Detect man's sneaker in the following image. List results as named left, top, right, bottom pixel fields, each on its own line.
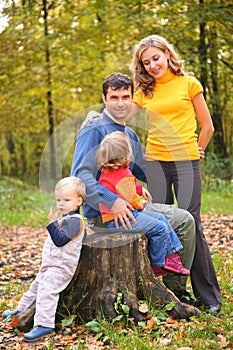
left=24, top=326, right=54, bottom=342
left=152, top=266, right=169, bottom=277
left=2, top=309, right=19, bottom=319
left=163, top=253, right=190, bottom=275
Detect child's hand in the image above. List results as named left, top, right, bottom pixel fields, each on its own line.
left=48, top=207, right=59, bottom=222
left=142, top=188, right=152, bottom=202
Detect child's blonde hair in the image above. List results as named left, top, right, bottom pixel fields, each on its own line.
left=55, top=176, right=86, bottom=200
left=96, top=132, right=132, bottom=170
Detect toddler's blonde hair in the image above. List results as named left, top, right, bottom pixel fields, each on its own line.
left=55, top=176, right=86, bottom=200
left=96, top=132, right=132, bottom=170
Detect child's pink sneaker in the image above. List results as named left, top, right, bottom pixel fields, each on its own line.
left=152, top=266, right=169, bottom=277
left=163, top=253, right=190, bottom=275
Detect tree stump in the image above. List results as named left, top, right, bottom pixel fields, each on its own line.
left=17, top=232, right=200, bottom=331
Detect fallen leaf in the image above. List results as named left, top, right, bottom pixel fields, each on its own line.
left=217, top=334, right=228, bottom=348
left=159, top=337, right=172, bottom=346
left=146, top=318, right=156, bottom=330
left=138, top=303, right=148, bottom=313
left=11, top=315, right=19, bottom=327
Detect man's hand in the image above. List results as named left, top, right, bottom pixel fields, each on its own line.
left=111, top=198, right=136, bottom=230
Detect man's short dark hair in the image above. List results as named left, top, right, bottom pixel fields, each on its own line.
left=102, top=73, right=134, bottom=98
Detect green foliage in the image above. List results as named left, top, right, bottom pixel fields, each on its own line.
left=112, top=291, right=130, bottom=326
left=201, top=153, right=232, bottom=188
left=164, top=301, right=175, bottom=312
left=201, top=183, right=233, bottom=215
left=85, top=319, right=102, bottom=333
left=0, top=176, right=54, bottom=227
left=200, top=153, right=233, bottom=215
left=61, top=314, right=75, bottom=328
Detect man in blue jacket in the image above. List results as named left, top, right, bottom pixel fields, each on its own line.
left=71, top=72, right=196, bottom=304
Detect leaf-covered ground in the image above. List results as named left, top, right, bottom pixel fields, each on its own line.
left=0, top=215, right=232, bottom=349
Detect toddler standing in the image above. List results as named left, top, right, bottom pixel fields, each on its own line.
left=3, top=176, right=85, bottom=342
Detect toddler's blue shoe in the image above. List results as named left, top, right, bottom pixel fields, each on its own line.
left=2, top=309, right=19, bottom=319
left=24, top=326, right=54, bottom=342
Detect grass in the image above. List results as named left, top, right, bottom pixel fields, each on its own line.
left=0, top=176, right=54, bottom=227
left=201, top=181, right=233, bottom=215
left=0, top=176, right=233, bottom=349
left=1, top=255, right=233, bottom=349
left=1, top=176, right=232, bottom=227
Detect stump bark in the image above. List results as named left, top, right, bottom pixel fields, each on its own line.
left=17, top=232, right=200, bottom=331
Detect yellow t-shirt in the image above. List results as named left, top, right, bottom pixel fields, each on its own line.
left=133, top=69, right=203, bottom=161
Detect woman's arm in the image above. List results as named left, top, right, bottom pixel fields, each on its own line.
left=192, top=93, right=215, bottom=157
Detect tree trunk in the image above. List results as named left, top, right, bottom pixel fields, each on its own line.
left=199, top=5, right=207, bottom=99
left=43, top=0, right=56, bottom=179
left=209, top=26, right=228, bottom=158
left=17, top=233, right=200, bottom=332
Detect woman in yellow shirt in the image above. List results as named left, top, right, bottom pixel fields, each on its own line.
left=130, top=34, right=221, bottom=313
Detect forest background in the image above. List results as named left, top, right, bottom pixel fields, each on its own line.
left=0, top=0, right=232, bottom=189
left=0, top=1, right=233, bottom=348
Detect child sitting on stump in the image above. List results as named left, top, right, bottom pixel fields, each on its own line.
left=96, top=131, right=190, bottom=277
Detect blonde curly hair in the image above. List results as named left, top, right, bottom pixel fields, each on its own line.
left=96, top=132, right=132, bottom=170
left=130, top=35, right=186, bottom=98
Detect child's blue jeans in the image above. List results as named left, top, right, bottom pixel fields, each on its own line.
left=106, top=209, right=183, bottom=266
